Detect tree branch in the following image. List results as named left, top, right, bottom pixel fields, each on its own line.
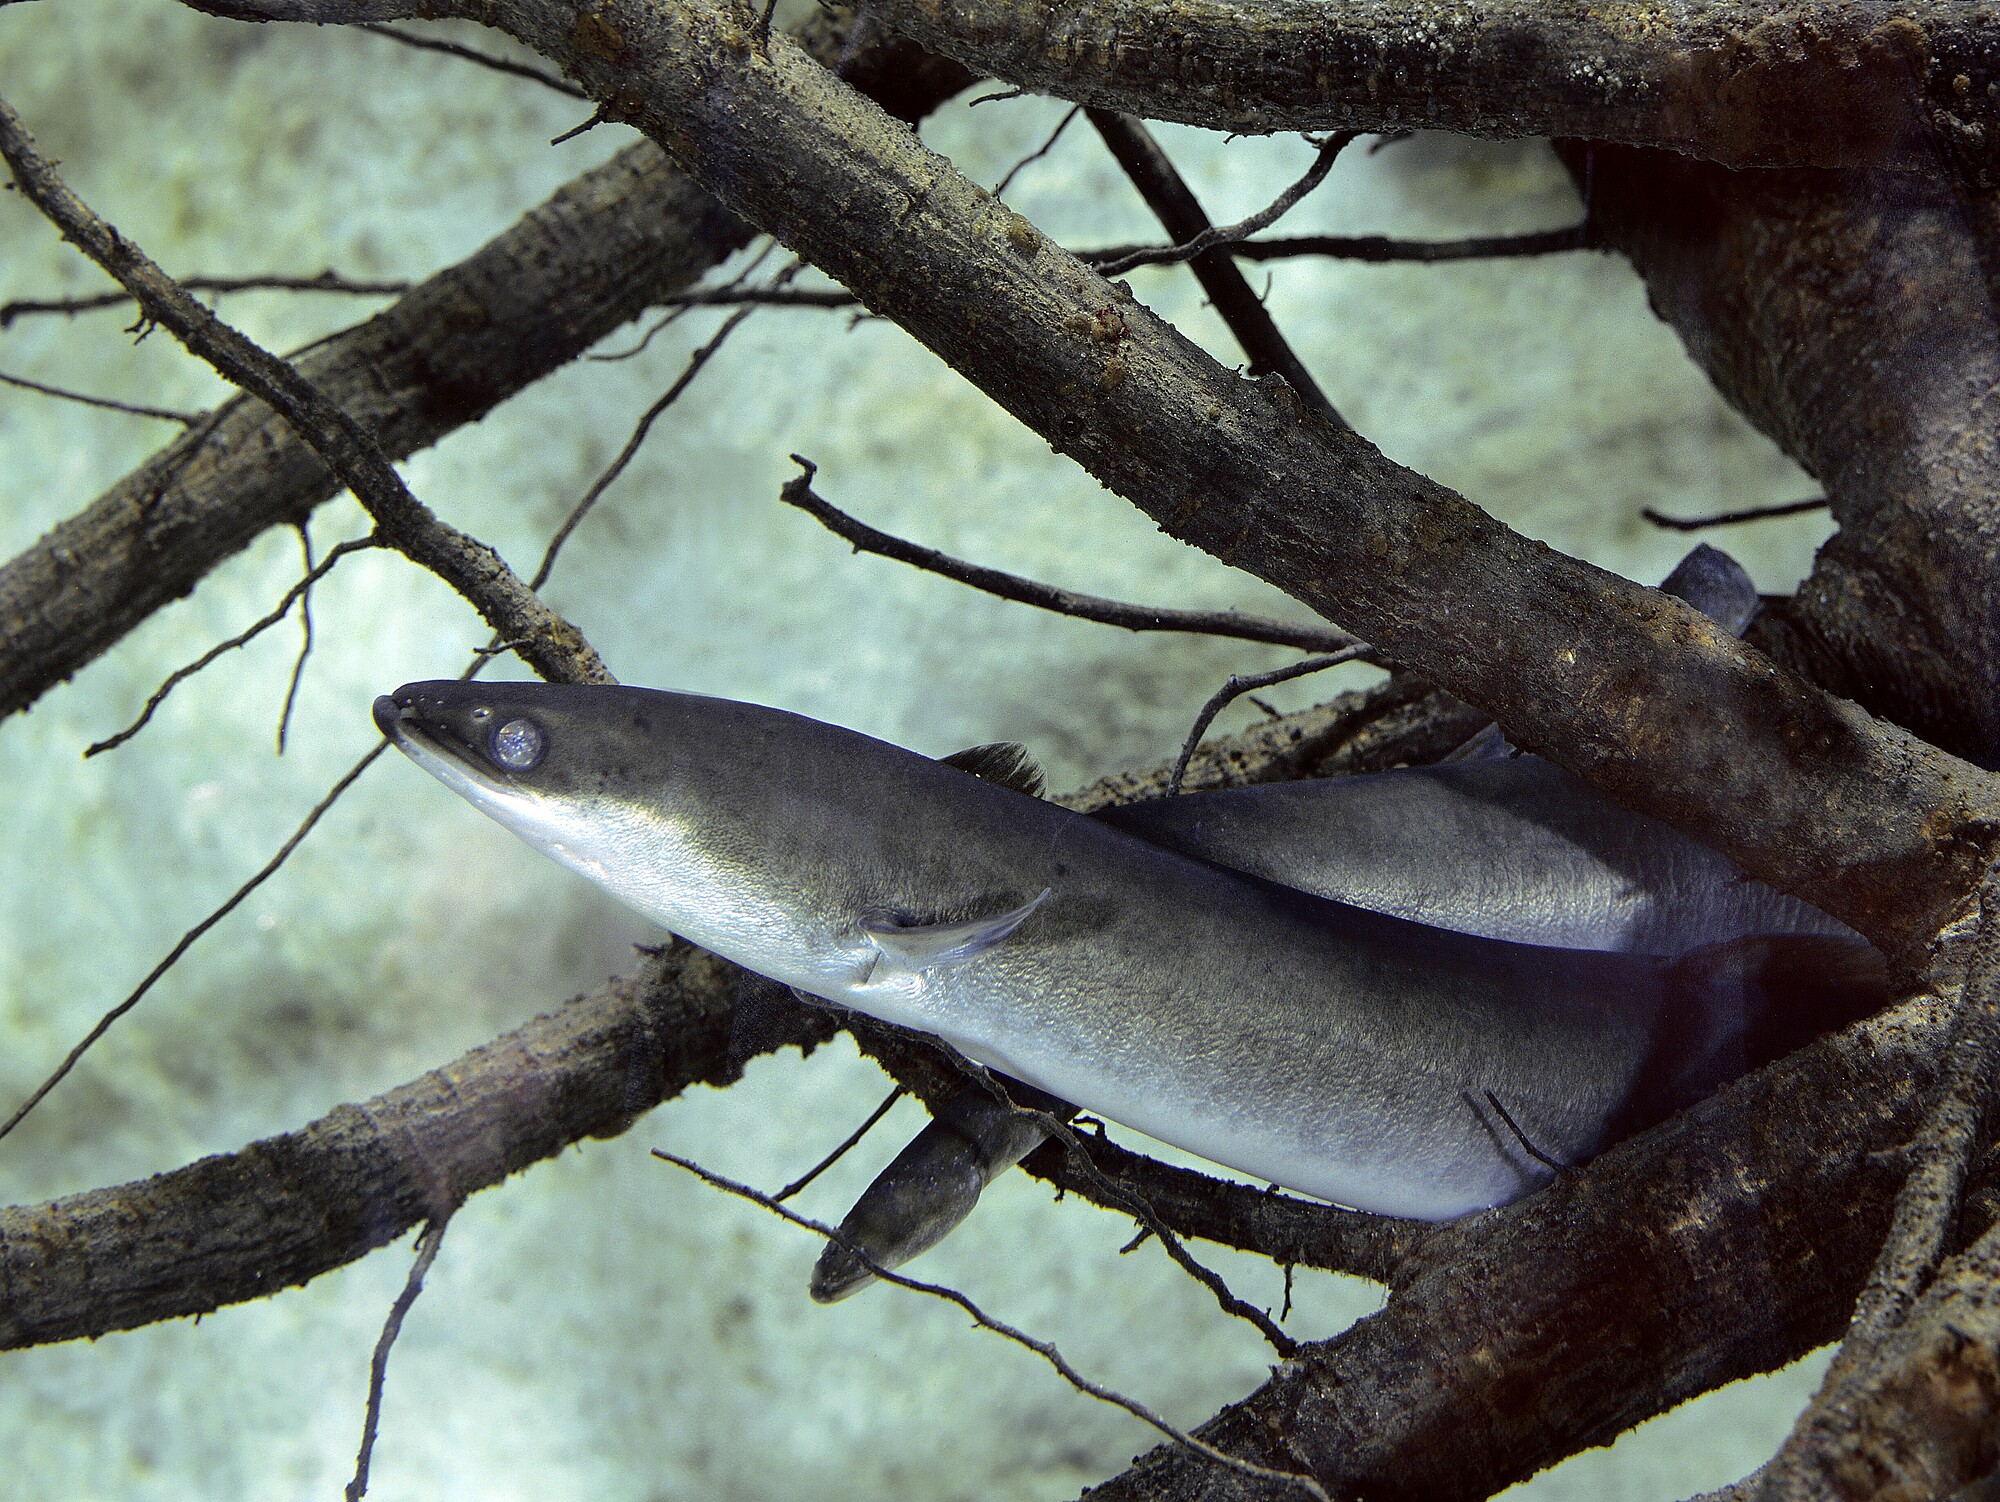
left=1018, top=1131, right=1425, bottom=1289
left=0, top=942, right=748, bottom=1349
left=1081, top=992, right=1966, bottom=1502
left=1565, top=143, right=2000, bottom=767
left=1753, top=868, right=2000, bottom=1500
left=836, top=0, right=1995, bottom=176
left=1080, top=224, right=1594, bottom=268
left=779, top=460, right=1370, bottom=657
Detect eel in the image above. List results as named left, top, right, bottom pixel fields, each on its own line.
left=375, top=682, right=1884, bottom=1228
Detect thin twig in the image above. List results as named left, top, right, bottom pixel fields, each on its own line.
left=652, top=1149, right=1331, bottom=1502
left=589, top=240, right=779, bottom=363
left=532, top=306, right=757, bottom=586
left=775, top=1086, right=906, bottom=1203
left=0, top=744, right=387, bottom=1143
left=11, top=545, right=570, bottom=1141
left=84, top=536, right=380, bottom=758
left=550, top=109, right=608, bottom=147
left=277, top=524, right=317, bottom=754
left=780, top=457, right=1369, bottom=656
left=0, top=367, right=200, bottom=425
left=1080, top=223, right=1592, bottom=269
left=354, top=21, right=587, bottom=98
left=1481, top=1089, right=1572, bottom=1177
left=1642, top=497, right=1830, bottom=532
left=654, top=286, right=853, bottom=312
left=345, top=1213, right=453, bottom=1502
left=992, top=104, right=1081, bottom=198
left=1092, top=133, right=1359, bottom=278
left=1086, top=109, right=1343, bottom=427
left=951, top=1058, right=1300, bottom=1355
left=1168, top=649, right=1374, bottom=796
left=0, top=93, right=612, bottom=689
left=0, top=271, right=411, bottom=327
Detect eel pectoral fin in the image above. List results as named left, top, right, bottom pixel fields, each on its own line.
left=861, top=888, right=1051, bottom=980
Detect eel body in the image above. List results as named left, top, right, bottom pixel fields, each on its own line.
left=377, top=682, right=1881, bottom=1224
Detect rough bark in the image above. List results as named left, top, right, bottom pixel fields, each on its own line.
left=851, top=0, right=2000, bottom=175
left=1770, top=1219, right=2000, bottom=1500
left=0, top=941, right=744, bottom=1349
left=1565, top=143, right=2000, bottom=767
left=0, top=7, right=970, bottom=720
left=1080, top=993, right=1958, bottom=1502
left=227, top=0, right=2000, bottom=963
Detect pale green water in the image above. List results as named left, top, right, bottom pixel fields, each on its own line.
left=0, top=5, right=1839, bottom=1497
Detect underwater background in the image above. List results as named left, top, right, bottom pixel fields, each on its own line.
left=0, top=4, right=1844, bottom=1497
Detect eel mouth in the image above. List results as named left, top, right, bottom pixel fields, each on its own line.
left=371, top=686, right=490, bottom=783
left=370, top=692, right=411, bottom=744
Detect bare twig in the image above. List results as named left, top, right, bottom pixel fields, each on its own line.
left=1168, top=650, right=1374, bottom=795
left=1092, top=132, right=1357, bottom=278
left=1482, top=1089, right=1573, bottom=1177
left=911, top=1039, right=1300, bottom=1356
left=1642, top=498, right=1831, bottom=532
left=652, top=1148, right=1333, bottom=1502
left=587, top=239, right=780, bottom=364
left=0, top=94, right=612, bottom=689
left=0, top=367, right=201, bottom=425
left=0, top=270, right=411, bottom=327
left=1019, top=1129, right=1427, bottom=1286
left=345, top=1213, right=452, bottom=1502
left=354, top=21, right=586, bottom=97
left=1086, top=109, right=1343, bottom=426
left=991, top=104, right=1080, bottom=198
left=1080, top=223, right=1592, bottom=268
left=775, top=1085, right=905, bottom=1202
left=653, top=286, right=853, bottom=312
left=533, top=306, right=756, bottom=583
left=0, top=744, right=386, bottom=1144
left=780, top=458, right=1369, bottom=656
left=83, top=535, right=380, bottom=758
left=277, top=524, right=318, bottom=753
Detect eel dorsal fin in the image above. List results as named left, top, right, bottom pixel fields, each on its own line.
left=940, top=741, right=1046, bottom=799
left=861, top=889, right=1052, bottom=979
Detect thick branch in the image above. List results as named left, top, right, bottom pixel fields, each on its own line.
left=0, top=943, right=744, bottom=1349
left=1567, top=144, right=2000, bottom=766
left=848, top=0, right=1999, bottom=175
left=1082, top=993, right=1963, bottom=1502
left=339, top=0, right=2000, bottom=956
left=1019, top=1133, right=1423, bottom=1288
left=0, top=8, right=971, bottom=720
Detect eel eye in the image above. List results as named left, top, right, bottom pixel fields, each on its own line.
left=490, top=717, right=546, bottom=772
